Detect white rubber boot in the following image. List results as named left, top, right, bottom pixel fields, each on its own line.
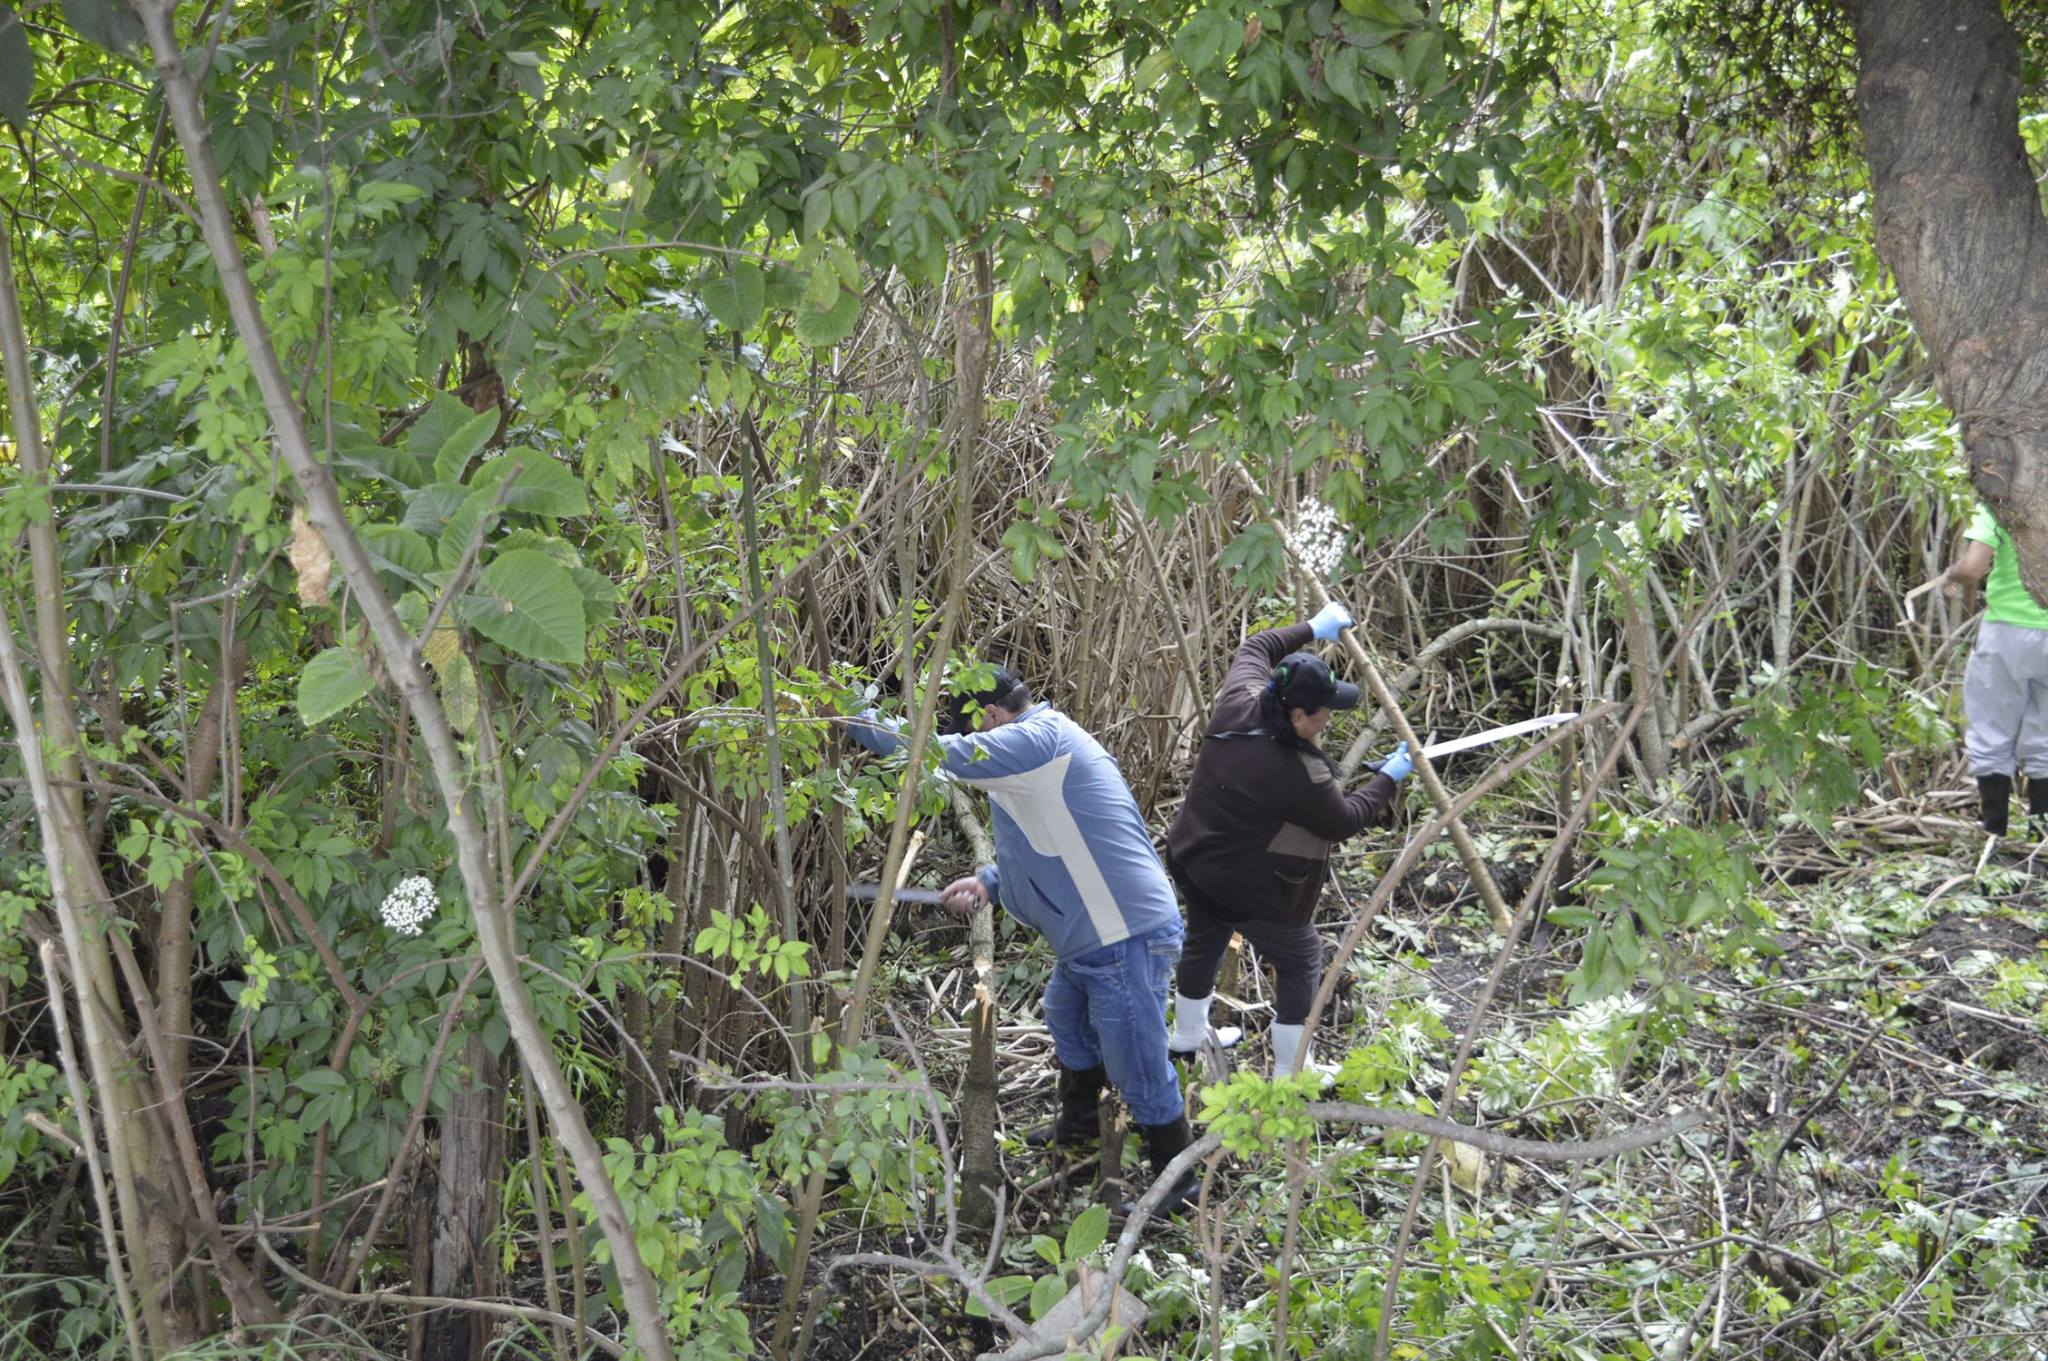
left=1168, top=991, right=1243, bottom=1057
left=1269, top=1022, right=1339, bottom=1086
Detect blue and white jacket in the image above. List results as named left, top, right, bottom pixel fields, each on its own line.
left=848, top=703, right=1182, bottom=959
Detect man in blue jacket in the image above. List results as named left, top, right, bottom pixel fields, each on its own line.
left=849, top=668, right=1195, bottom=1212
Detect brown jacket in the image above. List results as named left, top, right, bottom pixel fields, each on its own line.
left=1165, top=623, right=1398, bottom=926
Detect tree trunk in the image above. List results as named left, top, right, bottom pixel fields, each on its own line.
left=1610, top=566, right=1671, bottom=784
left=419, top=1030, right=507, bottom=1361
left=949, top=788, right=1001, bottom=1231
left=1851, top=0, right=2048, bottom=600
left=144, top=641, right=248, bottom=1335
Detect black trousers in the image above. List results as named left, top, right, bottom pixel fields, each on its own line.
left=1171, top=873, right=1324, bottom=1025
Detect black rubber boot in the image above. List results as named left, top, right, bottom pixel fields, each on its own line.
left=1025, top=1063, right=1105, bottom=1148
left=2028, top=775, right=2048, bottom=820
left=1128, top=1116, right=1198, bottom=1219
left=1981, top=774, right=2013, bottom=836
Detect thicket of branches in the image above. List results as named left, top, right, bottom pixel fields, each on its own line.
left=0, top=2, right=2041, bottom=1360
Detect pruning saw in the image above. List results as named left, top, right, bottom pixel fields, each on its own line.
left=1413, top=711, right=1580, bottom=761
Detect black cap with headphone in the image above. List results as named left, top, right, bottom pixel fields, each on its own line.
left=943, top=667, right=1027, bottom=734
left=1268, top=652, right=1360, bottom=713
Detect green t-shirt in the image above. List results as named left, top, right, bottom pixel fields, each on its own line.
left=1966, top=504, right=2048, bottom=630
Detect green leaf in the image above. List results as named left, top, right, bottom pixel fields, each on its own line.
left=966, top=1274, right=1034, bottom=1317
left=796, top=287, right=861, bottom=349
left=1339, top=0, right=1413, bottom=23
left=437, top=651, right=479, bottom=733
left=297, top=647, right=376, bottom=726
left=801, top=186, right=832, bottom=241
left=461, top=549, right=586, bottom=663
left=1358, top=39, right=1406, bottom=83
left=60, top=0, right=141, bottom=53
left=702, top=263, right=765, bottom=332
left=406, top=394, right=476, bottom=459
left=1028, top=1274, right=1068, bottom=1322
left=1323, top=46, right=1365, bottom=108
left=295, top=1069, right=348, bottom=1096
left=477, top=452, right=589, bottom=516
left=361, top=524, right=435, bottom=582
left=1063, top=1203, right=1109, bottom=1263
left=1173, top=9, right=1235, bottom=74
left=439, top=484, right=506, bottom=570
left=1133, top=48, right=1174, bottom=90
left=433, top=407, right=500, bottom=484
left=1218, top=522, right=1285, bottom=590
left=0, top=5, right=31, bottom=130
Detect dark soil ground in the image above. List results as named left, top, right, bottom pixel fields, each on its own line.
left=781, top=807, right=2048, bottom=1361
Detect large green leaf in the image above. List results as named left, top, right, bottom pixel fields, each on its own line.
left=439, top=484, right=505, bottom=571
left=1062, top=1203, right=1109, bottom=1262
left=475, top=452, right=589, bottom=516
left=461, top=549, right=586, bottom=663
left=405, top=394, right=475, bottom=458
left=297, top=647, right=377, bottom=726
left=401, top=484, right=468, bottom=537
left=334, top=443, right=428, bottom=488
left=702, top=263, right=765, bottom=332
left=60, top=0, right=140, bottom=52
left=795, top=287, right=861, bottom=348
left=361, top=524, right=435, bottom=583
left=433, top=407, right=500, bottom=483
left=0, top=5, right=30, bottom=129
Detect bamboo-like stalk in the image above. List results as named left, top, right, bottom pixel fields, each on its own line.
left=739, top=402, right=811, bottom=1051
left=776, top=253, right=993, bottom=1357
left=37, top=941, right=145, bottom=1361
left=0, top=198, right=174, bottom=1354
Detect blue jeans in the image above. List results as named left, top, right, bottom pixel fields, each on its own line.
left=1042, top=924, right=1185, bottom=1126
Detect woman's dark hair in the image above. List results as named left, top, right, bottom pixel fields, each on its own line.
left=1257, top=682, right=1336, bottom=770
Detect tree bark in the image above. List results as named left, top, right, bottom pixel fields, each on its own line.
left=419, top=1031, right=507, bottom=1361
left=949, top=788, right=1001, bottom=1232
left=144, top=641, right=247, bottom=1331
left=948, top=252, right=1000, bottom=1233
left=1851, top=0, right=2048, bottom=600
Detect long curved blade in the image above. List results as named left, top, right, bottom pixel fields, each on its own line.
left=1419, top=712, right=1579, bottom=761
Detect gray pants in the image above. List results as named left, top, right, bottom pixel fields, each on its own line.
left=1964, top=620, right=2048, bottom=776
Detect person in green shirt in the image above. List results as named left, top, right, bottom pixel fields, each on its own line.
left=1940, top=503, right=2048, bottom=833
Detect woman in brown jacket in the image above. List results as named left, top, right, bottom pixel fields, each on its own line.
left=1164, top=604, right=1412, bottom=1078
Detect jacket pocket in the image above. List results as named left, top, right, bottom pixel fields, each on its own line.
left=1020, top=875, right=1062, bottom=917
left=1273, top=862, right=1313, bottom=888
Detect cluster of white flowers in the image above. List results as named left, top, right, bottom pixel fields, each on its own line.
left=1292, top=497, right=1348, bottom=580
left=379, top=875, right=439, bottom=937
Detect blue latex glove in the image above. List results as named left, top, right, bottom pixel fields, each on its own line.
left=1378, top=741, right=1413, bottom=782
left=1309, top=601, right=1354, bottom=641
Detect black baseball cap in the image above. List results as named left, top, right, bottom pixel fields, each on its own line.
left=944, top=666, right=1027, bottom=734
left=1272, top=652, right=1360, bottom=713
